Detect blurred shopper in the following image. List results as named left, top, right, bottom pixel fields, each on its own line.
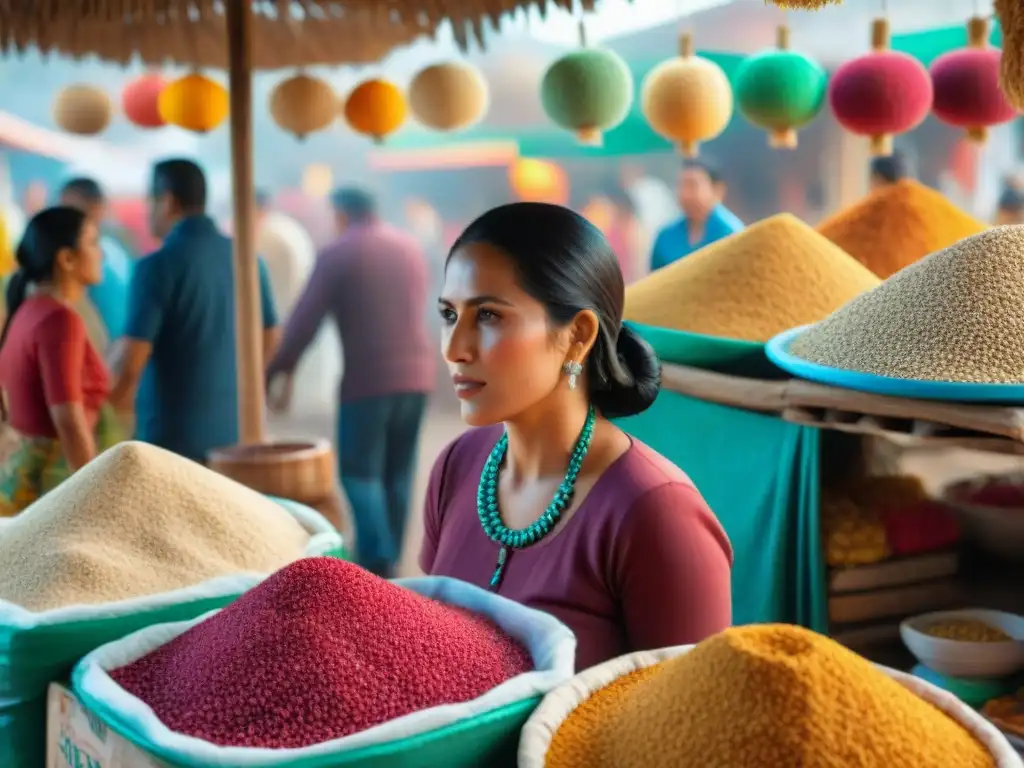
left=0, top=207, right=123, bottom=514
left=255, top=189, right=339, bottom=414
left=995, top=186, right=1024, bottom=225
left=869, top=152, right=908, bottom=192
left=650, top=159, right=743, bottom=270
left=59, top=178, right=134, bottom=345
left=267, top=187, right=435, bottom=577
left=110, top=159, right=279, bottom=463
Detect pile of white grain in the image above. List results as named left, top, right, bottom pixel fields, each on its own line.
left=789, top=226, right=1024, bottom=383
left=0, top=441, right=312, bottom=612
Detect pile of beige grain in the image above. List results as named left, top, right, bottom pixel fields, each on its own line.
left=790, top=226, right=1024, bottom=382
left=624, top=214, right=881, bottom=342
left=0, top=441, right=312, bottom=611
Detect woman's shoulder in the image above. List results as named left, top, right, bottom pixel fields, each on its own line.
left=597, top=438, right=729, bottom=548
left=603, top=437, right=700, bottom=500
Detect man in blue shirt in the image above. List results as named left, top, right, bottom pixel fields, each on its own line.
left=650, top=159, right=744, bottom=271
left=59, top=177, right=134, bottom=343
left=110, top=159, right=279, bottom=463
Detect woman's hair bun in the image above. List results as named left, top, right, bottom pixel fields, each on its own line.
left=590, top=324, right=661, bottom=419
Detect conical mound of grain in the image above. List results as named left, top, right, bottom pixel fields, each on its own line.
left=565, top=625, right=994, bottom=767
left=0, top=441, right=312, bottom=611
left=790, top=226, right=1024, bottom=383
left=623, top=214, right=880, bottom=342
left=817, top=179, right=987, bottom=279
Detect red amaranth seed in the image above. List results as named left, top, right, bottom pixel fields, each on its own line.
left=109, top=557, right=533, bottom=748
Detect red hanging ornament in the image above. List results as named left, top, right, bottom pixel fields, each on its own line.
left=122, top=72, right=167, bottom=129
left=828, top=18, right=933, bottom=156
left=930, top=17, right=1018, bottom=143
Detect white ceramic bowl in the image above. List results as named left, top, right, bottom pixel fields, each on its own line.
left=941, top=474, right=1024, bottom=562
left=901, top=609, right=1024, bottom=679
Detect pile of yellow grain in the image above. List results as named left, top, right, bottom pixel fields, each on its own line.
left=0, top=442, right=312, bottom=611
left=545, top=624, right=995, bottom=768
left=790, top=226, right=1024, bottom=383
left=818, top=179, right=987, bottom=279
left=624, top=214, right=880, bottom=342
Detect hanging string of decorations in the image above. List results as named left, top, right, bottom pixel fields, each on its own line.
left=640, top=32, right=733, bottom=157
left=766, top=0, right=1024, bottom=114
left=121, top=72, right=167, bottom=129
left=159, top=72, right=229, bottom=134
left=827, top=16, right=933, bottom=156
left=733, top=24, right=827, bottom=149
left=540, top=19, right=634, bottom=146
left=53, top=84, right=113, bottom=136
left=930, top=15, right=1018, bottom=143
left=342, top=78, right=407, bottom=144
left=408, top=61, right=490, bottom=132
left=270, top=72, right=338, bottom=140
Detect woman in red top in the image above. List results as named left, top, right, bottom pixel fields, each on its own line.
left=0, top=207, right=114, bottom=515
left=422, top=203, right=733, bottom=671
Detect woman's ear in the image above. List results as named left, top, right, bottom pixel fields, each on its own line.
left=54, top=245, right=77, bottom=278
left=570, top=309, right=601, bottom=361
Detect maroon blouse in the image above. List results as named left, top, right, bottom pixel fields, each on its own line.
left=419, top=426, right=734, bottom=671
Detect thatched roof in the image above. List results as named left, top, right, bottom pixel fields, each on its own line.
left=0, top=0, right=588, bottom=70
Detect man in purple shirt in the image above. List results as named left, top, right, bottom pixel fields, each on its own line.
left=267, top=188, right=435, bottom=577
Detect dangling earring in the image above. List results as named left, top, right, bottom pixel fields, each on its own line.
left=562, top=360, right=583, bottom=390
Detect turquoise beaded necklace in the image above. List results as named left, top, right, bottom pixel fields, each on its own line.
left=477, top=406, right=597, bottom=591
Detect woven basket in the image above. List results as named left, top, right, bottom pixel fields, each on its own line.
left=518, top=643, right=1024, bottom=767
left=208, top=439, right=351, bottom=542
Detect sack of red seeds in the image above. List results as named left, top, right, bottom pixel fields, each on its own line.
left=72, top=560, right=576, bottom=768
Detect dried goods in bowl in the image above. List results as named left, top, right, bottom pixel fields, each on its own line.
left=901, top=610, right=1024, bottom=679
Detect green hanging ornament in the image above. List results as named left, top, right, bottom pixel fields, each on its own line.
left=734, top=25, right=828, bottom=148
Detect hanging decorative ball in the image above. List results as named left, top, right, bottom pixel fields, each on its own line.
left=158, top=73, right=229, bottom=134
left=343, top=79, right=407, bottom=144
left=508, top=159, right=569, bottom=205
left=53, top=84, right=113, bottom=136
left=640, top=34, right=733, bottom=157
left=734, top=25, right=827, bottom=149
left=270, top=73, right=337, bottom=140
left=540, top=48, right=633, bottom=146
left=409, top=61, right=489, bottom=132
left=827, top=19, right=933, bottom=156
left=930, top=17, right=1017, bottom=143
left=121, top=73, right=167, bottom=129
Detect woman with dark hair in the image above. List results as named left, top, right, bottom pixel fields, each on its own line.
left=422, top=202, right=733, bottom=670
left=0, top=207, right=120, bottom=515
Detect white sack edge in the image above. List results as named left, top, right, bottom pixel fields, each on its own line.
left=73, top=575, right=576, bottom=767
left=0, top=497, right=342, bottom=629
left=517, top=642, right=1024, bottom=768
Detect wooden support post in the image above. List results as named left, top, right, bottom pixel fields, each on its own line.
left=225, top=0, right=265, bottom=444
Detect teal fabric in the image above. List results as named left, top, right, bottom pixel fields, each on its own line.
left=617, top=390, right=827, bottom=632
left=73, top=693, right=534, bottom=768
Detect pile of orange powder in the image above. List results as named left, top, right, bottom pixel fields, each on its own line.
left=544, top=624, right=996, bottom=768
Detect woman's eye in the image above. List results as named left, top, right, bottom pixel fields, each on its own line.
left=439, top=307, right=457, bottom=324
left=477, top=309, right=499, bottom=322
